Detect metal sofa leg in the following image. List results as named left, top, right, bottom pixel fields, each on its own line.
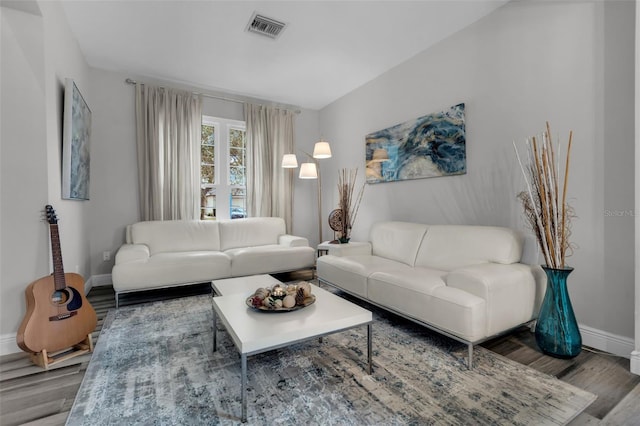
left=468, top=343, right=474, bottom=370
left=115, top=291, right=119, bottom=309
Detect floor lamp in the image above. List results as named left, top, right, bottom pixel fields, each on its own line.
left=282, top=140, right=332, bottom=245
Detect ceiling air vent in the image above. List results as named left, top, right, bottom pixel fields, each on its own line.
left=246, top=12, right=286, bottom=39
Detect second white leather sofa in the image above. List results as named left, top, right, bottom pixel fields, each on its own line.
left=112, top=217, right=315, bottom=307
left=317, top=221, right=543, bottom=368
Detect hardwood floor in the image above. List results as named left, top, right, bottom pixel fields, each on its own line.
left=482, top=329, right=640, bottom=424
left=0, top=286, right=114, bottom=426
left=1, top=275, right=638, bottom=425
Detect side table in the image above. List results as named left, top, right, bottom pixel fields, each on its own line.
left=317, top=241, right=333, bottom=257
left=317, top=241, right=369, bottom=257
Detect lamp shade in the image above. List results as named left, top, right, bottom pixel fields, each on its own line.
left=312, top=141, right=332, bottom=159
left=299, top=162, right=318, bottom=179
left=281, top=154, right=298, bottom=168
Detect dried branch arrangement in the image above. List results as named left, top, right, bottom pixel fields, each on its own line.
left=337, top=168, right=365, bottom=241
left=513, top=122, right=575, bottom=269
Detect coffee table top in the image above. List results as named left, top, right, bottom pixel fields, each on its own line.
left=212, top=275, right=282, bottom=296
left=212, top=279, right=372, bottom=356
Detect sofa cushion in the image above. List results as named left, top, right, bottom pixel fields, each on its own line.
left=225, top=245, right=315, bottom=277
left=114, top=244, right=149, bottom=264
left=368, top=268, right=486, bottom=342
left=219, top=217, right=286, bottom=251
left=446, top=263, right=537, bottom=336
left=370, top=222, right=429, bottom=267
left=415, top=225, right=523, bottom=271
left=112, top=251, right=231, bottom=291
left=316, top=255, right=403, bottom=298
left=278, top=235, right=310, bottom=247
left=130, top=220, right=221, bottom=255
left=367, top=267, right=448, bottom=297
left=327, top=242, right=372, bottom=257
left=367, top=267, right=447, bottom=309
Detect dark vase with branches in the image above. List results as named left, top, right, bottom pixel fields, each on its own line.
left=336, top=168, right=365, bottom=244
left=514, top=122, right=581, bottom=358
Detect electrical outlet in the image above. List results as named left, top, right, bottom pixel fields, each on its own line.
left=103, top=251, right=111, bottom=261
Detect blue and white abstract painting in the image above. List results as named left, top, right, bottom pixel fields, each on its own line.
left=365, top=103, right=466, bottom=184
left=62, top=79, right=91, bottom=200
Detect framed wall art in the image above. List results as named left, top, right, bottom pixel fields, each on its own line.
left=365, top=103, right=466, bottom=184
left=62, top=78, right=91, bottom=200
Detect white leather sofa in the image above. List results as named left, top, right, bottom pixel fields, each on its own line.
left=112, top=217, right=315, bottom=307
left=317, top=221, right=542, bottom=368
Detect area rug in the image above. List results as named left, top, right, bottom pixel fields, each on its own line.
left=66, top=293, right=595, bottom=425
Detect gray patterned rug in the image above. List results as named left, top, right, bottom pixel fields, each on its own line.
left=66, top=293, right=595, bottom=425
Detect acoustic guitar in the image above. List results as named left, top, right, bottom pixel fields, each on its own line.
left=17, top=205, right=97, bottom=354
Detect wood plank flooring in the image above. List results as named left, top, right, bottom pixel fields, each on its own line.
left=482, top=328, right=640, bottom=424
left=1, top=274, right=638, bottom=425
left=0, top=285, right=113, bottom=426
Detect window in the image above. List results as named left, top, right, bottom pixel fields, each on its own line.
left=200, top=116, right=246, bottom=220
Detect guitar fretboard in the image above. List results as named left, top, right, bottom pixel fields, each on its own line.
left=50, top=224, right=66, bottom=291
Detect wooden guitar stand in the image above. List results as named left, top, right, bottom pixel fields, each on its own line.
left=30, top=334, right=93, bottom=370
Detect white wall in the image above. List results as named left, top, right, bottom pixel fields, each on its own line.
left=290, top=109, right=322, bottom=242
left=1, top=6, right=49, bottom=346
left=41, top=1, right=92, bottom=279
left=316, top=1, right=636, bottom=350
left=633, top=0, right=640, bottom=376
left=601, top=0, right=636, bottom=353
left=0, top=1, right=92, bottom=354
left=88, top=69, right=256, bottom=277
left=87, top=69, right=321, bottom=277
left=88, top=69, right=138, bottom=276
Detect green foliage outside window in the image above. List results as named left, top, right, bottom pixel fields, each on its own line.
left=201, top=124, right=215, bottom=185
left=200, top=121, right=246, bottom=220
left=229, top=128, right=245, bottom=186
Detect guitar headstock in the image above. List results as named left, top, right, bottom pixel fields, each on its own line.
left=45, top=205, right=58, bottom=225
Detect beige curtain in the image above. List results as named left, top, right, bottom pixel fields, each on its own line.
left=245, top=103, right=295, bottom=232
left=135, top=83, right=202, bottom=221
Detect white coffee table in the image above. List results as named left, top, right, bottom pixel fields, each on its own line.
left=211, top=274, right=283, bottom=296
left=211, top=275, right=373, bottom=422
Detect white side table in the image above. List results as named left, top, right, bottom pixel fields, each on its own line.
left=317, top=241, right=333, bottom=257
left=317, top=241, right=369, bottom=257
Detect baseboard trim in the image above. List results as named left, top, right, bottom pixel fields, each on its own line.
left=84, top=274, right=112, bottom=296
left=90, top=273, right=112, bottom=287
left=630, top=351, right=640, bottom=375
left=0, top=333, right=19, bottom=356
left=84, top=277, right=93, bottom=296
left=579, top=324, right=635, bottom=359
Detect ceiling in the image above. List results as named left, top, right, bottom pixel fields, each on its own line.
left=60, top=1, right=508, bottom=110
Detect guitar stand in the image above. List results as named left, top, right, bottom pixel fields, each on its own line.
left=30, top=334, right=94, bottom=370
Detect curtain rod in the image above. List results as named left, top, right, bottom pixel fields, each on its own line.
left=125, top=78, right=301, bottom=114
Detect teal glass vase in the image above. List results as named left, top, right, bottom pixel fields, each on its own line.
left=534, top=266, right=582, bottom=358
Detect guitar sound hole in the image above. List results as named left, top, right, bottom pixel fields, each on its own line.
left=51, top=289, right=71, bottom=306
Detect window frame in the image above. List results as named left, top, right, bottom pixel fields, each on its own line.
left=200, top=115, right=246, bottom=220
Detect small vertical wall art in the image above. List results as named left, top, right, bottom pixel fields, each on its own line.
left=62, top=78, right=91, bottom=200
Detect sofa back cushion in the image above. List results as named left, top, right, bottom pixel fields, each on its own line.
left=219, top=217, right=286, bottom=251
left=130, top=220, right=221, bottom=255
left=415, top=225, right=523, bottom=271
left=370, top=222, right=429, bottom=266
